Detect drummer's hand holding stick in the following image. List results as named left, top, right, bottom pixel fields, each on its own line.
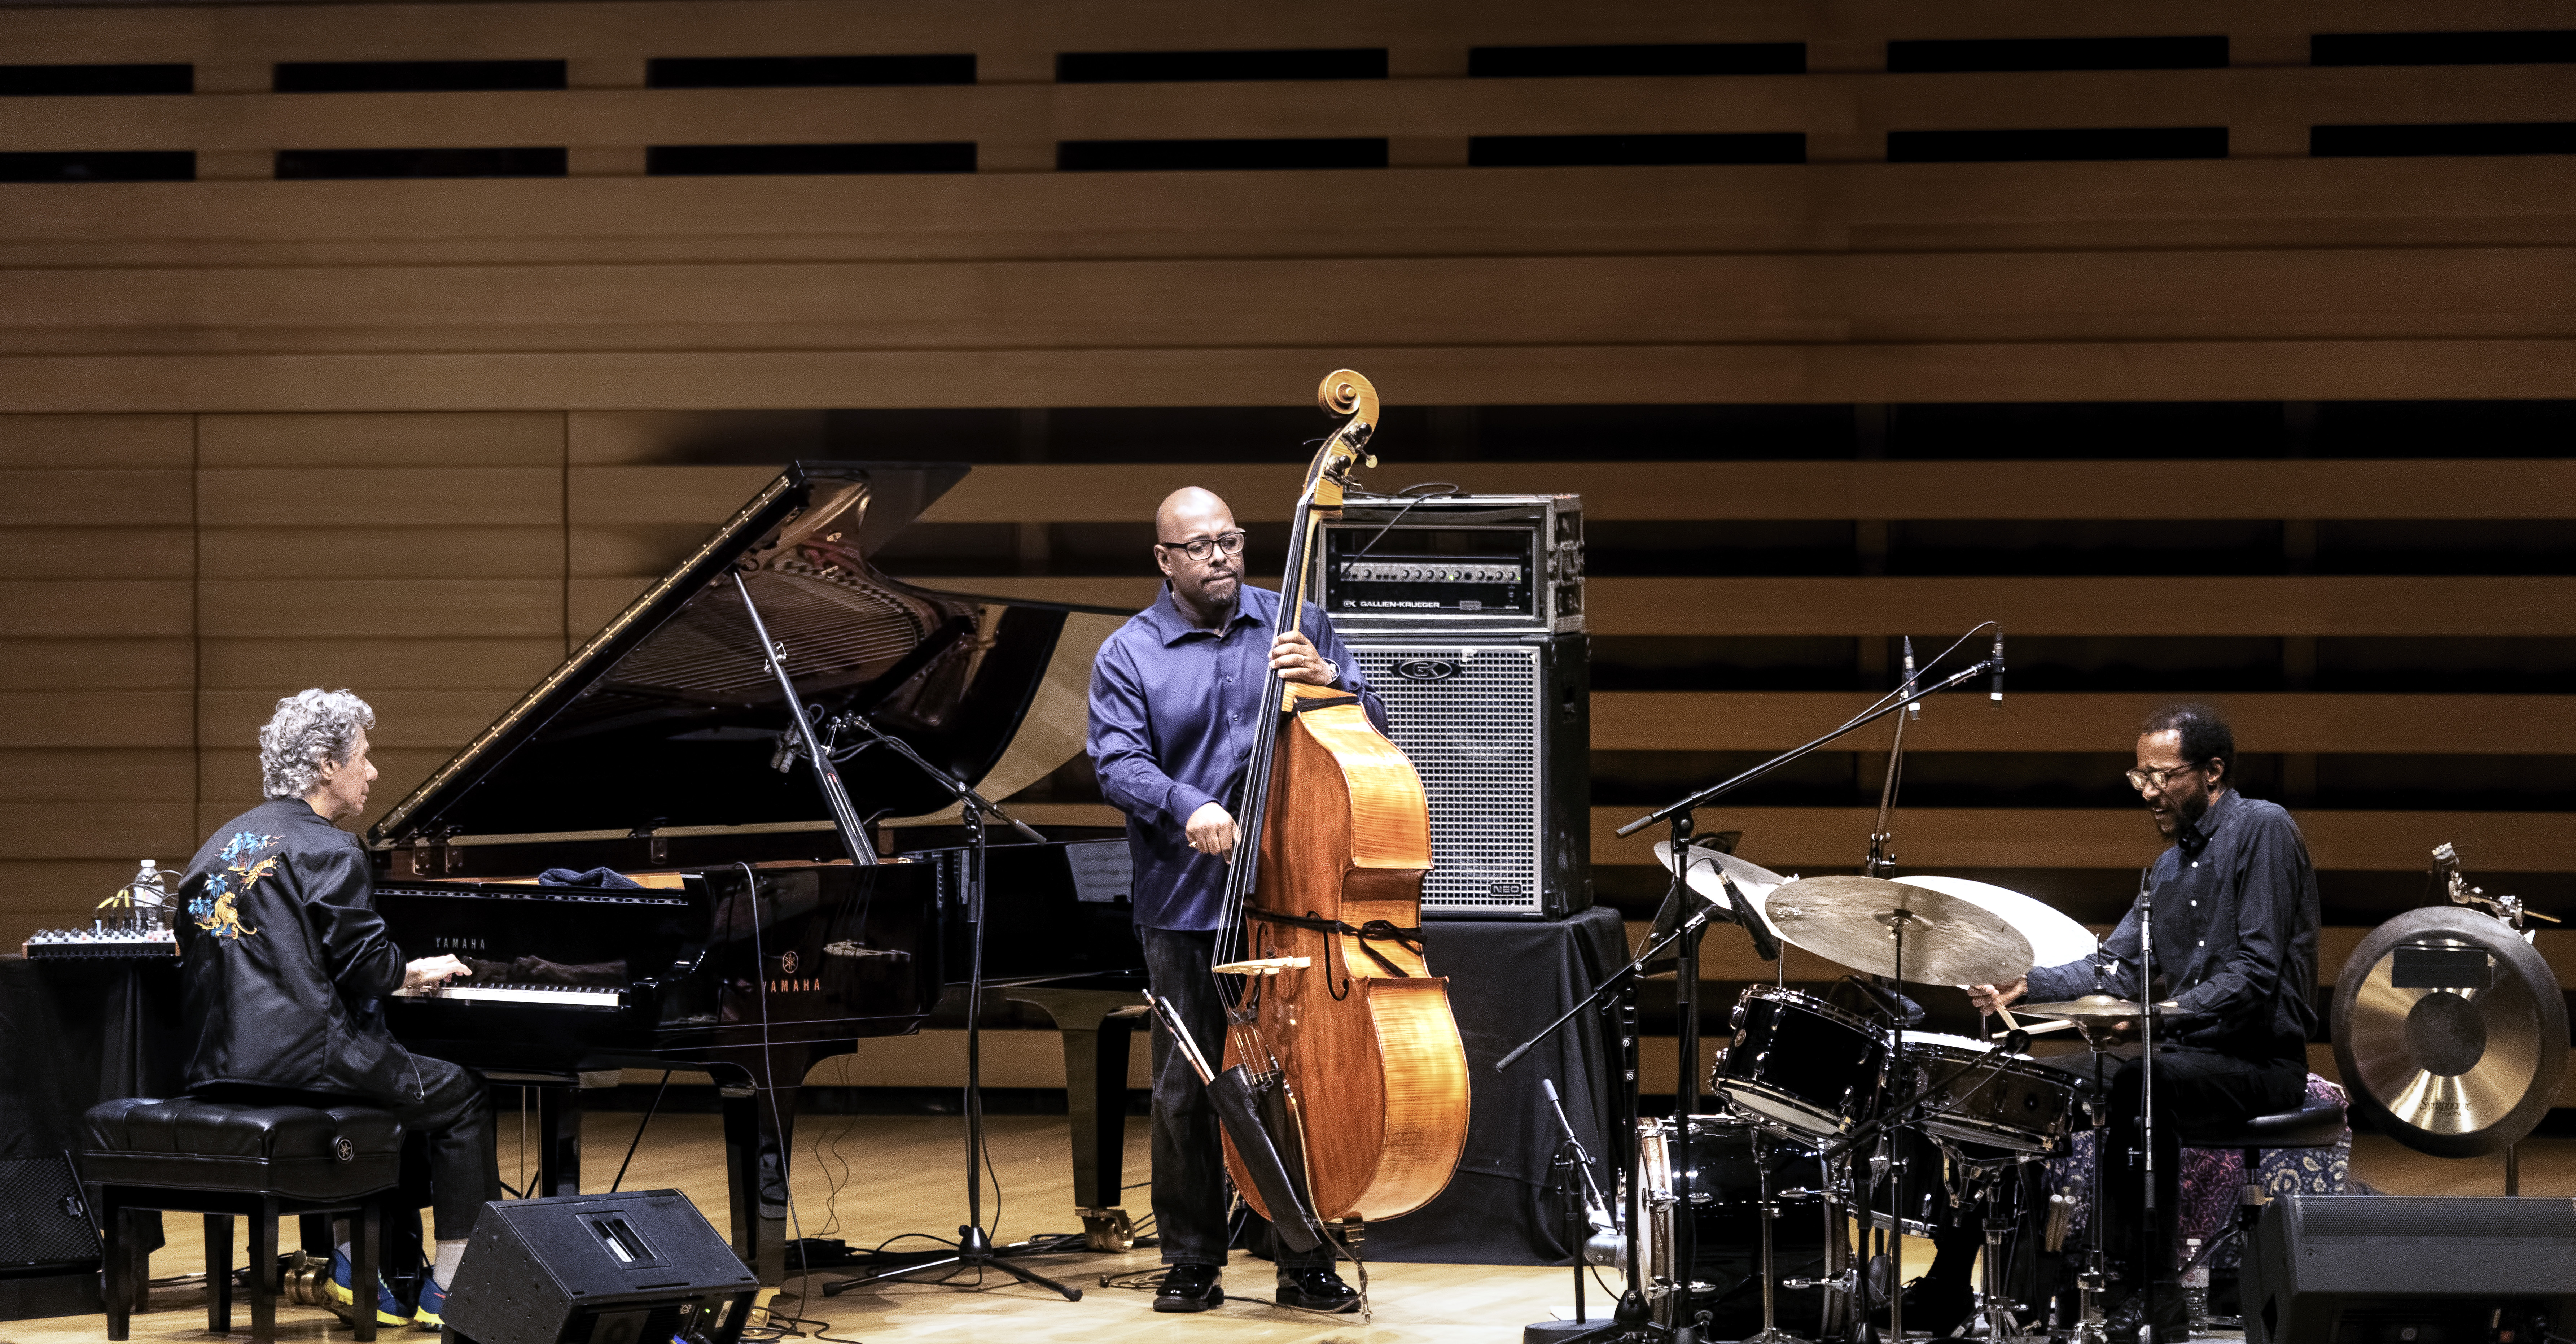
left=1968, top=977, right=2028, bottom=1035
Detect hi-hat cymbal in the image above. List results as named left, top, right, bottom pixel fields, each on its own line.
left=1760, top=875, right=2034, bottom=986
left=2018, top=996, right=2177, bottom=1022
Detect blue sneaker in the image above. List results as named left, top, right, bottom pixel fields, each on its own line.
left=326, top=1250, right=413, bottom=1327
left=413, top=1273, right=450, bottom=1331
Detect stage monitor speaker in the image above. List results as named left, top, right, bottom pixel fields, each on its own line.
left=0, top=1154, right=102, bottom=1321
left=1348, top=633, right=1589, bottom=920
left=443, top=1190, right=757, bottom=1344
left=2245, top=1194, right=2576, bottom=1344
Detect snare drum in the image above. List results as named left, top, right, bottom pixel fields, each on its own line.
left=1710, top=986, right=1888, bottom=1138
left=1901, top=1034, right=2077, bottom=1155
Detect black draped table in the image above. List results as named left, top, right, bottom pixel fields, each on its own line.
left=1353, top=906, right=1626, bottom=1265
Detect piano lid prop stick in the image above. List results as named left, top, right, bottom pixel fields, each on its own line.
left=729, top=570, right=878, bottom=866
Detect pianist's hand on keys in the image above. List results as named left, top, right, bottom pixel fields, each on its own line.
left=403, top=954, right=471, bottom=994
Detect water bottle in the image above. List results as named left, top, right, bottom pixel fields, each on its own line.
left=123, top=859, right=168, bottom=929
left=2182, top=1238, right=2211, bottom=1325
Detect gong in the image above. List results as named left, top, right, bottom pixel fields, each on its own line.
left=2331, top=906, right=2568, bottom=1158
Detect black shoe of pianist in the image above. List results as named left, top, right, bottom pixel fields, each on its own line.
left=1274, top=1266, right=1362, bottom=1313
left=1152, top=1262, right=1224, bottom=1313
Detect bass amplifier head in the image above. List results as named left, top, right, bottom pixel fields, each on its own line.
left=1320, top=494, right=1582, bottom=634
left=443, top=1191, right=757, bottom=1344
left=2245, top=1195, right=2576, bottom=1344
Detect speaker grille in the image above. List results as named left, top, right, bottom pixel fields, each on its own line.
left=1352, top=644, right=1543, bottom=916
left=2300, top=1195, right=2576, bottom=1240
left=0, top=1157, right=100, bottom=1268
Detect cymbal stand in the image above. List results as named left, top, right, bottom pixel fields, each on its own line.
left=2073, top=1055, right=2111, bottom=1344
left=2132, top=869, right=2160, bottom=1338
left=1746, top=1124, right=1814, bottom=1344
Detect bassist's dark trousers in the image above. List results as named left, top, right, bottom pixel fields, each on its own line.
left=1143, top=926, right=1336, bottom=1271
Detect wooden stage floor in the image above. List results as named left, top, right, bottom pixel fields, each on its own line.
left=17, top=1110, right=2568, bottom=1344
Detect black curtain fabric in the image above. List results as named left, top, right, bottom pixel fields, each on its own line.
left=0, top=959, right=185, bottom=1161
left=1356, top=907, right=1627, bottom=1265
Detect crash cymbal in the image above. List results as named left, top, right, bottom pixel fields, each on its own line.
left=2332, top=906, right=2568, bottom=1159
left=1653, top=841, right=1789, bottom=937
left=1760, top=875, right=2033, bottom=986
left=1898, top=875, right=2100, bottom=969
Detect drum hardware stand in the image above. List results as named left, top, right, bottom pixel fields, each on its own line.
left=1747, top=1125, right=1818, bottom=1344
left=814, top=713, right=1081, bottom=1302
left=2130, top=870, right=2160, bottom=1341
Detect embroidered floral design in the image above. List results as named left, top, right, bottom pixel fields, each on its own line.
left=194, top=830, right=280, bottom=941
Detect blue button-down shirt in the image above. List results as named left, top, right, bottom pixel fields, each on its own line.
left=2025, top=789, right=2321, bottom=1061
left=1086, top=583, right=1385, bottom=931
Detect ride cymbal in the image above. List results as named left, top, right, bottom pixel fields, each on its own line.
left=1760, top=875, right=2033, bottom=986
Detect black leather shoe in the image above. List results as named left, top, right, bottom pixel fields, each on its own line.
left=1901, top=1274, right=1976, bottom=1338
left=1153, top=1263, right=1224, bottom=1313
left=2105, top=1287, right=2190, bottom=1344
left=1274, top=1266, right=1362, bottom=1313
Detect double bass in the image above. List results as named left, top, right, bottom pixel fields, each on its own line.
left=1212, top=371, right=1471, bottom=1236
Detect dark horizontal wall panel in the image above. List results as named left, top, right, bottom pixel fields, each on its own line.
left=644, top=54, right=975, bottom=87
left=0, top=150, right=191, bottom=182
left=1887, top=35, right=2228, bottom=72
left=2313, top=400, right=2576, bottom=457
left=2313, top=122, right=2576, bottom=157
left=2313, top=520, right=2576, bottom=575
left=2313, top=30, right=2576, bottom=66
left=1468, top=43, right=1805, bottom=77
left=1055, top=48, right=1385, bottom=83
left=273, top=60, right=566, bottom=93
left=1470, top=132, right=1804, bottom=166
left=646, top=142, right=975, bottom=175
left=1888, top=126, right=2227, bottom=162
left=1887, top=401, right=2287, bottom=459
left=273, top=147, right=566, bottom=179
left=1056, top=138, right=1386, bottom=171
left=0, top=64, right=190, bottom=96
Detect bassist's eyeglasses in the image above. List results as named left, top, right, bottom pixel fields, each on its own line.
left=1156, top=532, right=1247, bottom=563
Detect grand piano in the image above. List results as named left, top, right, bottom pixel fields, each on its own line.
left=362, top=462, right=1147, bottom=1282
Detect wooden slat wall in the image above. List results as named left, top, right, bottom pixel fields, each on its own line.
left=0, top=0, right=2567, bottom=1075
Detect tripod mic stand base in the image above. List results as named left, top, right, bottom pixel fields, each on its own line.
left=819, top=1224, right=1086, bottom=1301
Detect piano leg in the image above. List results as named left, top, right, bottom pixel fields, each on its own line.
left=714, top=1046, right=812, bottom=1286
left=1002, top=987, right=1151, bottom=1252
left=535, top=1084, right=582, bottom=1198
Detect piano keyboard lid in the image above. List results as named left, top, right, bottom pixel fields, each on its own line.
left=367, top=461, right=1130, bottom=854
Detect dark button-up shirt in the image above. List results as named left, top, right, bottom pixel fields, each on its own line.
left=1086, top=583, right=1385, bottom=931
left=2025, top=789, right=2320, bottom=1062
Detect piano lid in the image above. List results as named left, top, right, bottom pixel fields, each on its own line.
left=368, top=461, right=1127, bottom=850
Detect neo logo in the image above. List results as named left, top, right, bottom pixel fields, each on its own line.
left=1393, top=659, right=1462, bottom=681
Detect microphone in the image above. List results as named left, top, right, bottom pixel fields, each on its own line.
left=1989, top=628, right=2006, bottom=707
left=1999, top=1028, right=2033, bottom=1056
left=1902, top=635, right=1920, bottom=720
left=1720, top=874, right=1781, bottom=963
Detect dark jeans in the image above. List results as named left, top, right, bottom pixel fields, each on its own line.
left=197, top=1051, right=499, bottom=1244
left=2102, top=1045, right=2305, bottom=1290
left=1141, top=926, right=1332, bottom=1271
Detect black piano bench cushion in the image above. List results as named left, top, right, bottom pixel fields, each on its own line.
left=80, top=1097, right=403, bottom=1201
left=2176, top=1098, right=2348, bottom=1152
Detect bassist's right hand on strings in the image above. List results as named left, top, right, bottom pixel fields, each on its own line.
left=1186, top=801, right=1238, bottom=859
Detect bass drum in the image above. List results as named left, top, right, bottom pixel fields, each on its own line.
left=1630, top=1117, right=1849, bottom=1339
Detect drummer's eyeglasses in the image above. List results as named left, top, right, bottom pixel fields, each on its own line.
left=2125, top=763, right=2207, bottom=792
left=1157, top=531, right=1247, bottom=563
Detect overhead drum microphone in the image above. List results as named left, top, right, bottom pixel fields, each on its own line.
left=1989, top=628, right=2006, bottom=707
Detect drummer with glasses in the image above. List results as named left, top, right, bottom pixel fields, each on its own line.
left=1967, top=703, right=2320, bottom=1344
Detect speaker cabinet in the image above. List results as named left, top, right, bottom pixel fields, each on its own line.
left=443, top=1191, right=757, bottom=1344
left=2245, top=1195, right=2576, bottom=1344
left=0, top=1155, right=101, bottom=1321
left=1349, top=633, right=1589, bottom=919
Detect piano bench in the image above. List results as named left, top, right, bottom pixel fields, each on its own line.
left=79, top=1095, right=405, bottom=1344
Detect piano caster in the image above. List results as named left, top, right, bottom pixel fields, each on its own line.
left=1078, top=1207, right=1135, bottom=1253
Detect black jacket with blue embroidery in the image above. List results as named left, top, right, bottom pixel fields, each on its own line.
left=174, top=798, right=414, bottom=1099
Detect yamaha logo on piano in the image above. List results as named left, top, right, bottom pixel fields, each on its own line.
left=779, top=950, right=799, bottom=976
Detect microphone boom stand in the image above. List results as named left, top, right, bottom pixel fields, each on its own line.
left=819, top=713, right=1081, bottom=1302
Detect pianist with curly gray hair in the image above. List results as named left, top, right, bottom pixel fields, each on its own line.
left=174, top=687, right=496, bottom=1330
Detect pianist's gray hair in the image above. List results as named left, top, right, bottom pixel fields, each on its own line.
left=259, top=688, right=377, bottom=799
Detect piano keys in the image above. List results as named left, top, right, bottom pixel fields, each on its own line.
left=360, top=462, right=1147, bottom=1282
